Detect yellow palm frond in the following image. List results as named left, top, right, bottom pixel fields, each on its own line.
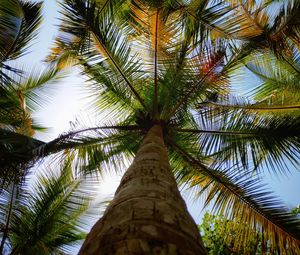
left=128, top=0, right=178, bottom=59
left=213, top=0, right=267, bottom=39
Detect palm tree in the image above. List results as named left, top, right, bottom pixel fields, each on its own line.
left=0, top=0, right=43, bottom=85
left=0, top=0, right=65, bottom=186
left=0, top=0, right=43, bottom=183
left=43, top=0, right=300, bottom=254
left=0, top=1, right=98, bottom=253
left=0, top=158, right=99, bottom=255
left=3, top=0, right=300, bottom=254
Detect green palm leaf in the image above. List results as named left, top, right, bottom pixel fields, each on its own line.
left=51, top=0, right=147, bottom=109
left=7, top=159, right=100, bottom=255
left=0, top=0, right=42, bottom=84
left=181, top=109, right=300, bottom=173
left=43, top=123, right=142, bottom=175
left=171, top=143, right=300, bottom=254
left=247, top=51, right=300, bottom=104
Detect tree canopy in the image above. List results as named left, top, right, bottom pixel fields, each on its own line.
left=1, top=0, right=300, bottom=254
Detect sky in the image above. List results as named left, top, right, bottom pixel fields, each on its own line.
left=23, top=0, right=300, bottom=230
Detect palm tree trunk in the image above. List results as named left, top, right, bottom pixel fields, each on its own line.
left=79, top=124, right=207, bottom=254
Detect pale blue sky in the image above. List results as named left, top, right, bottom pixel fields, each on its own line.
left=24, top=0, right=300, bottom=227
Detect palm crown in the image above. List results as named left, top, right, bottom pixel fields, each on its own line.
left=2, top=0, right=300, bottom=254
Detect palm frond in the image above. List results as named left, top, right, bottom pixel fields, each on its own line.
left=176, top=107, right=300, bottom=175
left=177, top=0, right=270, bottom=41
left=0, top=122, right=141, bottom=185
left=78, top=59, right=138, bottom=119
left=247, top=52, right=300, bottom=104
left=53, top=0, right=147, bottom=110
left=198, top=94, right=300, bottom=115
left=125, top=0, right=178, bottom=58
left=0, top=0, right=42, bottom=81
left=0, top=65, right=64, bottom=138
left=0, top=87, right=24, bottom=128
left=8, top=159, right=100, bottom=254
left=0, top=177, right=29, bottom=254
left=171, top=142, right=300, bottom=254
left=40, top=123, right=142, bottom=176
left=267, top=0, right=300, bottom=54
left=0, top=129, right=44, bottom=186
left=17, top=66, right=66, bottom=111
left=165, top=42, right=228, bottom=120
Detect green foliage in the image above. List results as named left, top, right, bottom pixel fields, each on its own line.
left=1, top=0, right=300, bottom=253
left=200, top=212, right=245, bottom=255
left=0, top=160, right=99, bottom=255
left=291, top=206, right=300, bottom=216
left=199, top=212, right=268, bottom=255
left=0, top=0, right=42, bottom=84
left=0, top=0, right=66, bottom=185
left=44, top=0, right=300, bottom=253
left=200, top=210, right=300, bottom=255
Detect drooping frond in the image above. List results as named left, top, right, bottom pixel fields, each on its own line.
left=33, top=122, right=141, bottom=175
left=267, top=0, right=300, bottom=54
left=8, top=159, right=100, bottom=254
left=0, top=0, right=42, bottom=84
left=247, top=51, right=300, bottom=104
left=187, top=108, right=300, bottom=174
left=171, top=142, right=300, bottom=254
left=0, top=121, right=142, bottom=185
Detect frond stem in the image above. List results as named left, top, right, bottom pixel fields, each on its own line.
left=173, top=128, right=260, bottom=136
left=34, top=125, right=141, bottom=155
left=47, top=125, right=140, bottom=144
left=91, top=32, right=147, bottom=109
left=153, top=8, right=159, bottom=119
left=282, top=56, right=300, bottom=75
left=98, top=0, right=110, bottom=14
left=198, top=101, right=300, bottom=111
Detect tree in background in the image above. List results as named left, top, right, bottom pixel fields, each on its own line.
left=200, top=206, right=300, bottom=255
left=0, top=1, right=99, bottom=254
left=199, top=212, right=268, bottom=255
left=291, top=206, right=300, bottom=216
left=0, top=0, right=63, bottom=184
left=0, top=159, right=98, bottom=255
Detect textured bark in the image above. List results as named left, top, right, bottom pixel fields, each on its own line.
left=79, top=125, right=207, bottom=255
